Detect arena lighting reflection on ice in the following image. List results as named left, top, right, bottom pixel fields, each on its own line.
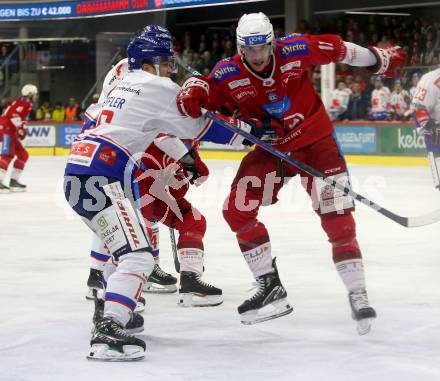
left=0, top=0, right=262, bottom=21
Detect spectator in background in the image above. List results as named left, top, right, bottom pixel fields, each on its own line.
left=0, top=98, right=11, bottom=115
left=200, top=50, right=215, bottom=72
left=0, top=45, right=10, bottom=87
left=36, top=101, right=52, bottom=121
left=65, top=97, right=81, bottom=121
left=410, top=41, right=421, bottom=66
left=295, top=19, right=310, bottom=34
left=52, top=101, right=65, bottom=122
left=328, top=81, right=351, bottom=121
left=311, top=67, right=321, bottom=93
left=223, top=38, right=234, bottom=57
left=345, top=74, right=354, bottom=89
left=390, top=80, right=411, bottom=120
left=346, top=82, right=370, bottom=120
left=211, top=38, right=221, bottom=61
left=409, top=72, right=420, bottom=99
left=370, top=77, right=391, bottom=120
left=354, top=74, right=367, bottom=91
left=421, top=40, right=438, bottom=65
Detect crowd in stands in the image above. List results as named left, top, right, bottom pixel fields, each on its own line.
left=0, top=96, right=84, bottom=122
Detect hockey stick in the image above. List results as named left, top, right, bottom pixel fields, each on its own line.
left=169, top=227, right=180, bottom=273
left=206, top=111, right=440, bottom=228
left=175, top=58, right=440, bottom=227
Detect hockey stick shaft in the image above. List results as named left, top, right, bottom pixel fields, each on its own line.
left=206, top=111, right=440, bottom=228
left=169, top=227, right=180, bottom=273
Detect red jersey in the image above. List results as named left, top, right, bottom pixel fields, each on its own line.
left=2, top=97, right=32, bottom=121
left=0, top=97, right=33, bottom=136
left=207, top=34, right=346, bottom=152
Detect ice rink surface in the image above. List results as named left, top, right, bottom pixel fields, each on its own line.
left=1, top=156, right=440, bottom=381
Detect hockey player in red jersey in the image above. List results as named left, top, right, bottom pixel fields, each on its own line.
left=135, top=135, right=223, bottom=307
left=0, top=84, right=38, bottom=193
left=176, top=12, right=406, bottom=333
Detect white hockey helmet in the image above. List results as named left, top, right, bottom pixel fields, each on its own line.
left=236, top=12, right=274, bottom=52
left=21, top=84, right=38, bottom=97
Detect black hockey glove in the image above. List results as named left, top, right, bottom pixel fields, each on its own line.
left=242, top=116, right=279, bottom=146
left=179, top=149, right=209, bottom=186
left=419, top=120, right=440, bottom=147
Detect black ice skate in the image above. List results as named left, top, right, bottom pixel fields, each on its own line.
left=93, top=297, right=144, bottom=334
left=0, top=183, right=10, bottom=194
left=86, top=268, right=145, bottom=313
left=87, top=317, right=146, bottom=362
left=178, top=271, right=223, bottom=307
left=9, top=179, right=26, bottom=192
left=144, top=263, right=177, bottom=294
left=348, top=290, right=377, bottom=335
left=86, top=269, right=104, bottom=300
left=238, top=258, right=293, bottom=325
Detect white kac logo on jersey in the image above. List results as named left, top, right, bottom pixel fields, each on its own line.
left=280, top=60, right=301, bottom=73
left=228, top=78, right=251, bottom=90
left=318, top=41, right=334, bottom=51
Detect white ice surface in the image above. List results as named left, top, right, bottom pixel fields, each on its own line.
left=1, top=156, right=440, bottom=381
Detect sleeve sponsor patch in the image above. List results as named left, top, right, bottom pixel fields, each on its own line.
left=228, top=78, right=251, bottom=89
left=278, top=40, right=309, bottom=59
left=280, top=60, right=301, bottom=73
left=68, top=140, right=100, bottom=167
left=211, top=64, right=240, bottom=83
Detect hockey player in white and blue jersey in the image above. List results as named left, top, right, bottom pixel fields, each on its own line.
left=83, top=57, right=178, bottom=299
left=64, top=25, right=271, bottom=361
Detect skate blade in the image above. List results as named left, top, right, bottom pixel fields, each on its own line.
left=143, top=282, right=177, bottom=294
left=240, top=298, right=293, bottom=325
left=0, top=189, right=10, bottom=194
left=178, top=293, right=223, bottom=307
left=87, top=344, right=144, bottom=361
left=356, top=318, right=373, bottom=336
left=9, top=188, right=26, bottom=193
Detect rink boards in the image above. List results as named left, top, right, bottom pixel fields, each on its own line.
left=22, top=121, right=429, bottom=167
left=26, top=146, right=429, bottom=167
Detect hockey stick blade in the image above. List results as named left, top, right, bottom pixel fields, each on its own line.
left=169, top=228, right=180, bottom=273
left=205, top=111, right=440, bottom=228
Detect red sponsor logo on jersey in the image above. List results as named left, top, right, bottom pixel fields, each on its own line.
left=231, top=86, right=257, bottom=102
left=71, top=141, right=98, bottom=157
left=98, top=146, right=118, bottom=166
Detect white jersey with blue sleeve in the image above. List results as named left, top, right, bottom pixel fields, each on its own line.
left=65, top=70, right=250, bottom=182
